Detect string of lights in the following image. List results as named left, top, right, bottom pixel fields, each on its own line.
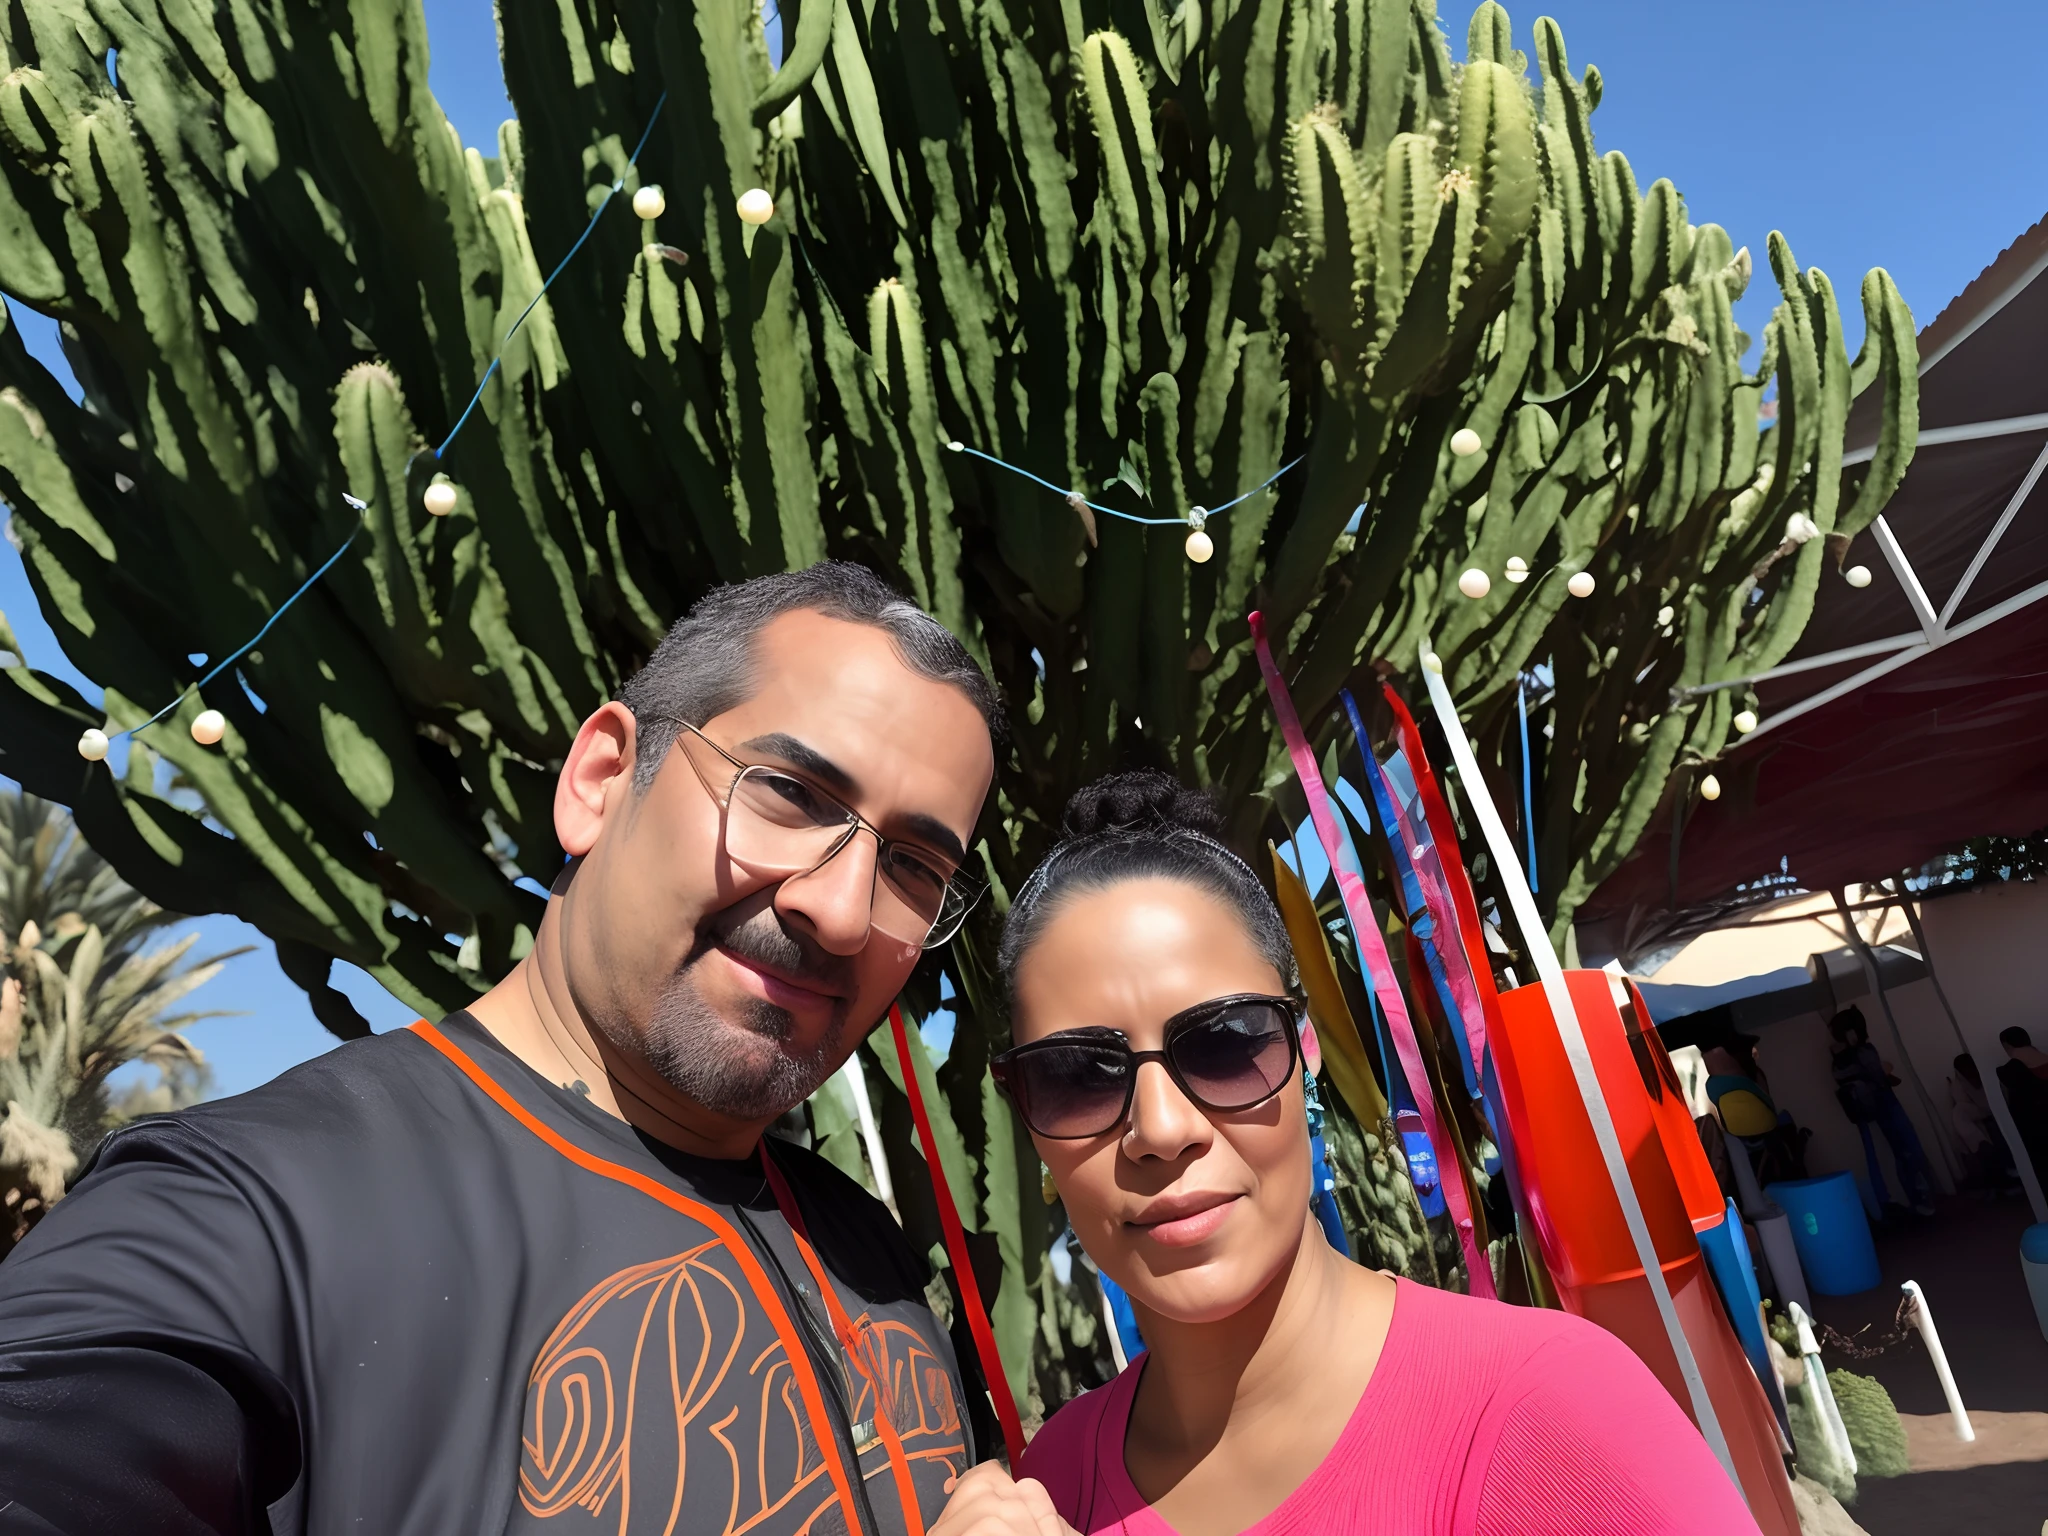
left=69, top=91, right=1875, bottom=768
left=942, top=440, right=1304, bottom=563
left=80, top=95, right=676, bottom=761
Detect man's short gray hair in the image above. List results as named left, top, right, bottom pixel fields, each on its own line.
left=619, top=562, right=1002, bottom=790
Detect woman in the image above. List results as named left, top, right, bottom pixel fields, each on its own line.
left=935, top=772, right=1757, bottom=1536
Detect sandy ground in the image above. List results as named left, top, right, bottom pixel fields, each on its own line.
left=1901, top=1410, right=2048, bottom=1472
left=1805, top=1195, right=2048, bottom=1535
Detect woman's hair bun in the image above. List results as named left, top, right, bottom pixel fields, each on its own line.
left=1058, top=769, right=1224, bottom=841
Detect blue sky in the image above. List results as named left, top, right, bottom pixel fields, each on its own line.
left=3, top=0, right=2044, bottom=1099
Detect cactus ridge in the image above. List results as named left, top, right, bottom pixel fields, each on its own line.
left=0, top=0, right=1914, bottom=1403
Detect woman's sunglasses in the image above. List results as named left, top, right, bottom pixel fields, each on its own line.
left=989, top=994, right=1301, bottom=1140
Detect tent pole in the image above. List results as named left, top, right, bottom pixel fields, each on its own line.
left=1830, top=888, right=1959, bottom=1196
left=1419, top=648, right=1742, bottom=1492
left=1896, top=892, right=2048, bottom=1223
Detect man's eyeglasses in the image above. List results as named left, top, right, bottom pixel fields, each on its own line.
left=990, top=994, right=1301, bottom=1139
left=653, top=717, right=983, bottom=950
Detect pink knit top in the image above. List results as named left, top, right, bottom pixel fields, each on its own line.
left=1019, top=1279, right=1761, bottom=1536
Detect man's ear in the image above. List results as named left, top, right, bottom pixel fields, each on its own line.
left=556, top=703, right=638, bottom=857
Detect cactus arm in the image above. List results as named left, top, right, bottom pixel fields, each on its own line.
left=1838, top=268, right=1917, bottom=539
left=754, top=0, right=840, bottom=120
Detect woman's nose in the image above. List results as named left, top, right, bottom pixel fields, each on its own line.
left=1122, top=1059, right=1212, bottom=1162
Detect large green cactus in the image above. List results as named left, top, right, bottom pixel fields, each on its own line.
left=1269, top=11, right=1916, bottom=937
left=0, top=0, right=1911, bottom=1407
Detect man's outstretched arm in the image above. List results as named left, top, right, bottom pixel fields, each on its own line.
left=0, top=1137, right=302, bottom=1534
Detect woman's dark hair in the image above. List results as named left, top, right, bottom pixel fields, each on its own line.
left=998, top=770, right=1298, bottom=998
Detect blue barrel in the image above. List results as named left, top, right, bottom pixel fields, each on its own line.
left=2022, top=1224, right=2048, bottom=1343
left=1765, top=1171, right=1881, bottom=1295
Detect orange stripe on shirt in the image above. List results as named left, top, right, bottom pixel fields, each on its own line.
left=408, top=1020, right=865, bottom=1536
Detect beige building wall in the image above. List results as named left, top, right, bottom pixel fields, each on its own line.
left=1641, top=880, right=2048, bottom=1213
left=1750, top=976, right=1966, bottom=1209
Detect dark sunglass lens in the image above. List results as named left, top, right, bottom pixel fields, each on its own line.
left=1170, top=1004, right=1295, bottom=1110
left=1012, top=1043, right=1131, bottom=1138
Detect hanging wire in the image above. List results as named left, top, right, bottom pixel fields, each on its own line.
left=435, top=91, right=670, bottom=459
left=96, top=92, right=671, bottom=751
left=90, top=82, right=1287, bottom=757
left=944, top=440, right=1304, bottom=528
left=105, top=498, right=370, bottom=746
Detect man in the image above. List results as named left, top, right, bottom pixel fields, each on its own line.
left=0, top=565, right=1001, bottom=1535
left=1827, top=1006, right=1935, bottom=1217
left=1997, top=1025, right=2048, bottom=1189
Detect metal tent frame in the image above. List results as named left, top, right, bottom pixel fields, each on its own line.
left=1681, top=242, right=2048, bottom=738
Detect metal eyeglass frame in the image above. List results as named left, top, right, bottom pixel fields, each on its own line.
left=651, top=715, right=985, bottom=950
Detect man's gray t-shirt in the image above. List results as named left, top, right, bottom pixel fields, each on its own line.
left=0, top=1011, right=981, bottom=1535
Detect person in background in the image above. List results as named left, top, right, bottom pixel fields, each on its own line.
left=1996, top=1026, right=2048, bottom=1190
left=1947, top=1053, right=2012, bottom=1193
left=932, top=771, right=1759, bottom=1536
left=1829, top=1006, right=1936, bottom=1217
left=1704, top=1035, right=1809, bottom=1187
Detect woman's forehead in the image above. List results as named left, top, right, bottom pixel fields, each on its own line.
left=1012, top=879, right=1285, bottom=1039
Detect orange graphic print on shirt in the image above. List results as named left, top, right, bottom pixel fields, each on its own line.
left=519, top=1245, right=968, bottom=1536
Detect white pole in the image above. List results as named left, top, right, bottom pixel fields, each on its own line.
left=1898, top=896, right=2048, bottom=1224
left=1902, top=1281, right=1975, bottom=1441
left=1790, top=1302, right=1859, bottom=1475
left=1100, top=1282, right=1130, bottom=1372
left=1418, top=649, right=1741, bottom=1491
left=1830, top=889, right=1959, bottom=1193
left=839, top=1049, right=897, bottom=1217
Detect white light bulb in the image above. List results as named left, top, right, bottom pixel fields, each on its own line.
left=736, top=188, right=776, bottom=225
left=77, top=728, right=109, bottom=762
left=1185, top=529, right=1214, bottom=563
left=1733, top=709, right=1758, bottom=734
left=1449, top=428, right=1484, bottom=457
left=1844, top=564, right=1872, bottom=588
left=1700, top=774, right=1722, bottom=801
left=1567, top=570, right=1596, bottom=598
left=1505, top=555, right=1529, bottom=584
left=631, top=184, right=666, bottom=220
left=191, top=709, right=226, bottom=746
left=423, top=482, right=458, bottom=517
left=1457, top=567, right=1491, bottom=599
